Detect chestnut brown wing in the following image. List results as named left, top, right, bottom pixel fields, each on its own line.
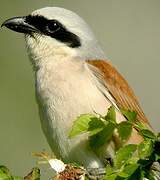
left=87, top=60, right=150, bottom=126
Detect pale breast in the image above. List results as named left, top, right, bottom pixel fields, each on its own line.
left=35, top=58, right=124, bottom=168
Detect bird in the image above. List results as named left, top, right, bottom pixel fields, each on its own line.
left=2, top=7, right=152, bottom=170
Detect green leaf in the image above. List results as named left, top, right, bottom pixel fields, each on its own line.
left=0, top=166, right=11, bottom=175
left=105, top=174, right=118, bottom=180
left=155, top=141, right=160, bottom=162
left=105, top=106, right=116, bottom=123
left=118, top=164, right=139, bottom=178
left=155, top=154, right=160, bottom=162
left=24, top=167, right=40, bottom=180
left=69, top=114, right=95, bottom=138
left=105, top=167, right=118, bottom=180
left=0, top=166, right=23, bottom=180
left=106, top=166, right=115, bottom=176
left=143, top=169, right=155, bottom=180
left=117, top=122, right=132, bottom=141
left=121, top=109, right=137, bottom=123
left=114, top=144, right=137, bottom=169
left=0, top=174, right=12, bottom=180
left=88, top=118, right=105, bottom=136
left=31, top=167, right=40, bottom=180
left=0, top=166, right=12, bottom=180
left=138, top=140, right=153, bottom=159
left=89, top=122, right=115, bottom=149
left=140, top=129, right=156, bottom=140
left=127, top=167, right=144, bottom=180
left=134, top=121, right=148, bottom=131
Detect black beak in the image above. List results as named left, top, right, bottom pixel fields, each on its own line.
left=1, top=16, right=38, bottom=34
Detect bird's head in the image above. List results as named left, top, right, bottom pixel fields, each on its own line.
left=2, top=7, right=105, bottom=67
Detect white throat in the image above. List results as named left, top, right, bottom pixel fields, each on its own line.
left=25, top=31, right=106, bottom=70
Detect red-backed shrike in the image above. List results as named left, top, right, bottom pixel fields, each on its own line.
left=2, top=7, right=152, bottom=169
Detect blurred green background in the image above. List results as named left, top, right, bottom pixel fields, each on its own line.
left=0, top=0, right=160, bottom=178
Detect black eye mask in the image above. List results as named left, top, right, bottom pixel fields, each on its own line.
left=25, top=15, right=81, bottom=48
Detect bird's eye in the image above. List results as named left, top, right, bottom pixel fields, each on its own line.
left=46, top=20, right=60, bottom=33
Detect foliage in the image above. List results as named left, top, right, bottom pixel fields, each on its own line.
left=0, top=166, right=40, bottom=180
left=1, top=106, right=160, bottom=179
left=69, top=106, right=160, bottom=180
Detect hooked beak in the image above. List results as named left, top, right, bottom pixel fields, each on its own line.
left=1, top=16, right=38, bottom=34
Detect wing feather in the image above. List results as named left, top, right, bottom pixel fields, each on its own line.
left=87, top=59, right=151, bottom=126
